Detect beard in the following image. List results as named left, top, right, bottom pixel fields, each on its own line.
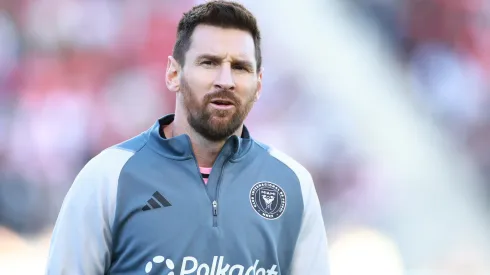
left=181, top=77, right=256, bottom=142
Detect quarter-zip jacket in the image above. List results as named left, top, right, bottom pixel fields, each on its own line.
left=46, top=114, right=330, bottom=275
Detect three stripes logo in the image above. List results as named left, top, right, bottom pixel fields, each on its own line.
left=142, top=191, right=172, bottom=211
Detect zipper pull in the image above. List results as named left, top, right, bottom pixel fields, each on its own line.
left=212, top=200, right=218, bottom=216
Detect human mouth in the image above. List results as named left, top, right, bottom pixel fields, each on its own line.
left=209, top=98, right=235, bottom=110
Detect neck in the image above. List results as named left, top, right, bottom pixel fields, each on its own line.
left=165, top=112, right=242, bottom=168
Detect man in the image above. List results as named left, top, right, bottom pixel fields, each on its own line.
left=46, top=1, right=330, bottom=274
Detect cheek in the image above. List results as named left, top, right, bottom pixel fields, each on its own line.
left=185, top=69, right=214, bottom=90
left=236, top=78, right=259, bottom=100
left=183, top=74, right=210, bottom=103
left=185, top=91, right=206, bottom=108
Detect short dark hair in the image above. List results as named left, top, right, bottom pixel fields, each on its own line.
left=173, top=1, right=262, bottom=71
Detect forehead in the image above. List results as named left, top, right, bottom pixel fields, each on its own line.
left=186, top=25, right=256, bottom=63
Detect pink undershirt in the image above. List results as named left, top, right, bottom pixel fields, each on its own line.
left=199, top=167, right=212, bottom=184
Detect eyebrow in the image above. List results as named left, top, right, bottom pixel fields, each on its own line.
left=196, top=54, right=255, bottom=70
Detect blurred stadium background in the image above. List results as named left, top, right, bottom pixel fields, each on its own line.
left=1, top=0, right=490, bottom=274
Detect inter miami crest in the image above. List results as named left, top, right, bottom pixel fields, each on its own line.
left=250, top=181, right=286, bottom=220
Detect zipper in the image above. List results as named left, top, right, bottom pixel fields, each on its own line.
left=190, top=144, right=232, bottom=228
left=212, top=157, right=231, bottom=227
left=190, top=156, right=223, bottom=228
left=212, top=200, right=218, bottom=227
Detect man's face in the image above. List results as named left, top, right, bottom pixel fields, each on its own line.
left=178, top=25, right=262, bottom=141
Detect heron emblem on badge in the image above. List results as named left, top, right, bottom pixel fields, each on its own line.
left=250, top=181, right=286, bottom=220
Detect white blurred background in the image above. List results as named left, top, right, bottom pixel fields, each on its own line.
left=1, top=0, right=490, bottom=274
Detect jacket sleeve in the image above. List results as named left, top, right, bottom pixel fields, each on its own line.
left=45, top=148, right=133, bottom=275
left=290, top=170, right=330, bottom=274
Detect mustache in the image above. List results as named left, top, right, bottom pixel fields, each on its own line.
left=204, top=89, right=240, bottom=105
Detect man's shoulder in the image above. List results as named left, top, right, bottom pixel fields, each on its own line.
left=66, top=147, right=135, bottom=208
left=85, top=131, right=149, bottom=171
left=112, top=131, right=149, bottom=154
left=79, top=147, right=135, bottom=179
left=253, top=140, right=312, bottom=182
left=80, top=131, right=149, bottom=179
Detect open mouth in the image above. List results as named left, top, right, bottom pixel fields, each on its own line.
left=210, top=99, right=234, bottom=106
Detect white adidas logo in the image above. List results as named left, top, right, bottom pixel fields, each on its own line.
left=144, top=256, right=278, bottom=275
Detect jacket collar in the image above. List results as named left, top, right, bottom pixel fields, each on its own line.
left=146, top=114, right=253, bottom=161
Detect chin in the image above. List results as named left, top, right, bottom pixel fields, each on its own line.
left=208, top=110, right=236, bottom=121
left=209, top=116, right=242, bottom=132
left=208, top=117, right=234, bottom=130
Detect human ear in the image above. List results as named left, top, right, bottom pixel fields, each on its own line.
left=166, top=56, right=181, bottom=92
left=255, top=67, right=263, bottom=101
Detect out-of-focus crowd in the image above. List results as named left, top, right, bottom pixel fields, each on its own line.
left=0, top=0, right=195, bottom=236
left=0, top=0, right=490, bottom=272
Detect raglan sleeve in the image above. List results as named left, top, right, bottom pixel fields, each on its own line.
left=290, top=170, right=330, bottom=275
left=45, top=148, right=131, bottom=275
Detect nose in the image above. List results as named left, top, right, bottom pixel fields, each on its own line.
left=214, top=64, right=235, bottom=91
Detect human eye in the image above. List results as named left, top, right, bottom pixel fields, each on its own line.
left=232, top=63, right=252, bottom=72
left=232, top=65, right=246, bottom=71
left=199, top=59, right=217, bottom=67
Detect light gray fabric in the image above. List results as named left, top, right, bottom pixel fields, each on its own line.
left=46, top=116, right=329, bottom=275
left=46, top=148, right=134, bottom=274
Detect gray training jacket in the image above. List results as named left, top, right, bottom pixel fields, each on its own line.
left=46, top=114, right=330, bottom=275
